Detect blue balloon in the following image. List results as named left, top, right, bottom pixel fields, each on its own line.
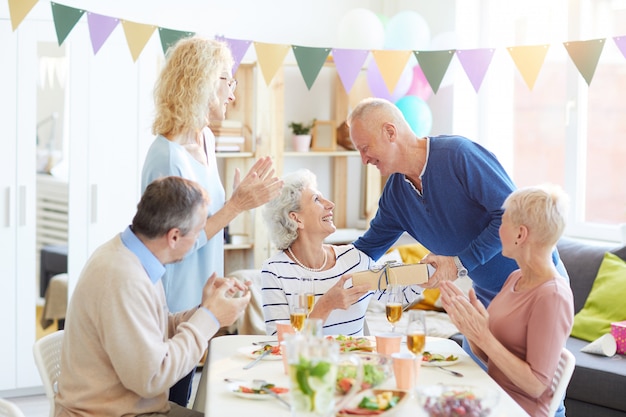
left=395, top=96, right=432, bottom=137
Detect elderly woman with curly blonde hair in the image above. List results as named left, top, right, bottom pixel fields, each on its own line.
left=141, top=36, right=282, bottom=406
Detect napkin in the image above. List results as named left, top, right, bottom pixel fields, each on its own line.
left=580, top=333, right=617, bottom=357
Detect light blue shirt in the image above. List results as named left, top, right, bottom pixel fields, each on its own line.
left=141, top=129, right=225, bottom=312
left=120, top=226, right=218, bottom=325
left=120, top=226, right=165, bottom=284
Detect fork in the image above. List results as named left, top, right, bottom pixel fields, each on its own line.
left=253, top=379, right=291, bottom=409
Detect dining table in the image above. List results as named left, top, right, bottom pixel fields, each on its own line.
left=194, top=334, right=530, bottom=417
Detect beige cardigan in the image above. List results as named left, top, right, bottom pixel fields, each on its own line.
left=55, top=235, right=217, bottom=417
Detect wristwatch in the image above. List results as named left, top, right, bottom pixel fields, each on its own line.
left=454, top=256, right=468, bottom=278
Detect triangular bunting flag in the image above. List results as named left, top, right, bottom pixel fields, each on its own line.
left=331, top=48, right=369, bottom=94
left=371, top=50, right=412, bottom=93
left=121, top=20, right=156, bottom=62
left=8, top=0, right=37, bottom=31
left=507, top=44, right=549, bottom=90
left=292, top=45, right=331, bottom=90
left=456, top=48, right=495, bottom=93
left=413, top=50, right=455, bottom=94
left=613, top=36, right=626, bottom=58
left=563, top=38, right=605, bottom=86
left=159, top=28, right=195, bottom=55
left=217, top=37, right=252, bottom=75
left=253, top=42, right=290, bottom=86
left=614, top=36, right=626, bottom=60
left=51, top=2, right=85, bottom=46
left=87, top=12, right=119, bottom=55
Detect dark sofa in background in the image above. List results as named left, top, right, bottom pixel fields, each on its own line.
left=556, top=238, right=626, bottom=417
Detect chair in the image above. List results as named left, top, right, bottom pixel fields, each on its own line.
left=547, top=347, right=576, bottom=417
left=33, top=330, right=64, bottom=417
left=0, top=398, right=26, bottom=417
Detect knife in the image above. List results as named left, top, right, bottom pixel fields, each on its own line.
left=243, top=346, right=272, bottom=369
left=436, top=365, right=464, bottom=377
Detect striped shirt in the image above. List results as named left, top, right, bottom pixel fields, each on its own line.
left=261, top=244, right=421, bottom=336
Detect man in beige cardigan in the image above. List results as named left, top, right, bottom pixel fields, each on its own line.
left=55, top=176, right=251, bottom=417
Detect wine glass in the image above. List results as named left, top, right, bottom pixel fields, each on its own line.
left=290, top=292, right=307, bottom=333
left=406, top=310, right=427, bottom=356
left=302, top=277, right=315, bottom=316
left=385, top=284, right=403, bottom=333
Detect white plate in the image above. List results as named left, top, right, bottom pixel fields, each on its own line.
left=421, top=352, right=461, bottom=367
left=228, top=382, right=287, bottom=400
left=237, top=345, right=282, bottom=361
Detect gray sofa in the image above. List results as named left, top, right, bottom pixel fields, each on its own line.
left=556, top=238, right=626, bottom=417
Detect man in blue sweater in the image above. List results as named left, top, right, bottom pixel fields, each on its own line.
left=348, top=98, right=568, bottom=416
left=348, top=97, right=567, bottom=305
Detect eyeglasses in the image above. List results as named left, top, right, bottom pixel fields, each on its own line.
left=219, top=76, right=238, bottom=93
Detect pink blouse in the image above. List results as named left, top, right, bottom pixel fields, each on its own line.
left=487, top=270, right=574, bottom=417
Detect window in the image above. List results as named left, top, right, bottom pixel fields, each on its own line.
left=457, top=0, right=626, bottom=242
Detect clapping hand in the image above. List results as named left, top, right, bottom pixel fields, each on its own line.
left=201, top=273, right=251, bottom=327
left=439, top=281, right=489, bottom=343
left=230, top=156, right=283, bottom=212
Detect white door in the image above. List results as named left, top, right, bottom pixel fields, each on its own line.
left=0, top=18, right=20, bottom=391
left=0, top=18, right=42, bottom=390
left=66, top=22, right=158, bottom=296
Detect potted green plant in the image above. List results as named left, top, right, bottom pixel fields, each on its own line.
left=288, top=120, right=314, bottom=152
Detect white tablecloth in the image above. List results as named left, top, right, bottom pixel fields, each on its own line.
left=195, top=334, right=529, bottom=417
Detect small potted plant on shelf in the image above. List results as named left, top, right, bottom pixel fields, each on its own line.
left=288, top=120, right=314, bottom=152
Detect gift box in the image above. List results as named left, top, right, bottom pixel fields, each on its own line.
left=610, top=321, right=626, bottom=354
left=351, top=262, right=429, bottom=291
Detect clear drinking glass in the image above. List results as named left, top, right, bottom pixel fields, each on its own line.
left=290, top=292, right=308, bottom=333
left=302, top=277, right=315, bottom=316
left=406, top=310, right=427, bottom=356
left=285, top=334, right=363, bottom=417
left=385, top=284, right=403, bottom=333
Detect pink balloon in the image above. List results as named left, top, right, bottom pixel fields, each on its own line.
left=366, top=61, right=412, bottom=102
left=407, top=64, right=432, bottom=100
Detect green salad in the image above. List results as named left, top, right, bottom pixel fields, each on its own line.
left=336, top=362, right=387, bottom=394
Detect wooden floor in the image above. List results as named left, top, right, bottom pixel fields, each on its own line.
left=36, top=304, right=59, bottom=340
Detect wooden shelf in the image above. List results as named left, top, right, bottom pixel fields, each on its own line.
left=283, top=150, right=359, bottom=157
left=216, top=152, right=255, bottom=159
left=225, top=243, right=254, bottom=250
left=218, top=62, right=379, bottom=272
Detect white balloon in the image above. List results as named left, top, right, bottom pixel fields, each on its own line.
left=337, top=8, right=385, bottom=50
left=430, top=31, right=459, bottom=50
left=384, top=11, right=431, bottom=50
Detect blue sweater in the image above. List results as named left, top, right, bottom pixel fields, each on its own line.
left=354, top=135, right=565, bottom=305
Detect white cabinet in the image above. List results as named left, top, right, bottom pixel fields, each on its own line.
left=65, top=22, right=158, bottom=295
left=0, top=14, right=158, bottom=394
left=0, top=19, right=44, bottom=392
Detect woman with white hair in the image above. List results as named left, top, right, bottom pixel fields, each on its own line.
left=440, top=184, right=574, bottom=417
left=261, top=169, right=421, bottom=337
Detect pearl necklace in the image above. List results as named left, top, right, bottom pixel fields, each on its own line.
left=287, top=246, right=328, bottom=272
